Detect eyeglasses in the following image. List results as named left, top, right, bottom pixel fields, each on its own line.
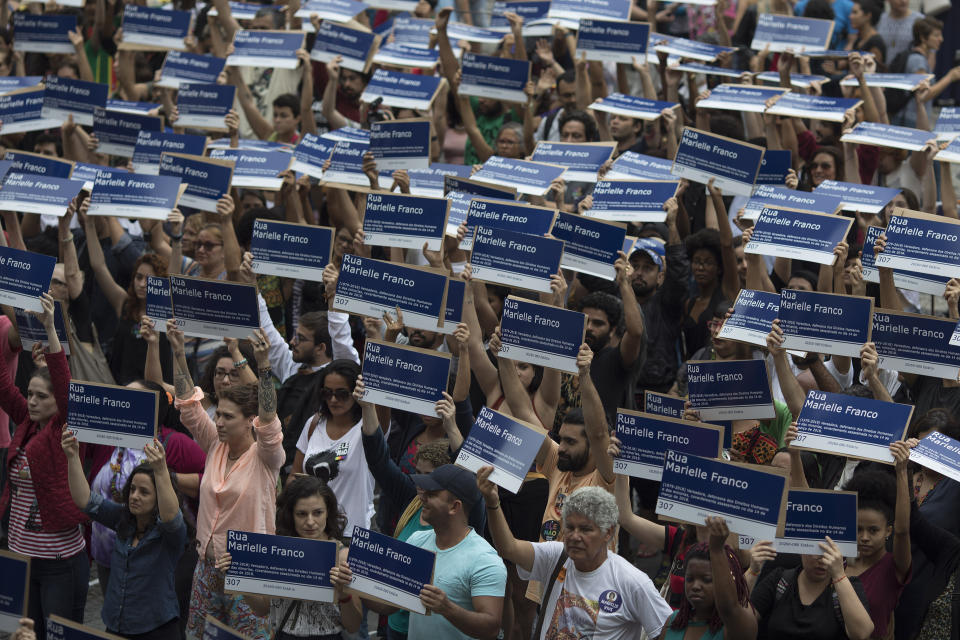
left=319, top=388, right=352, bottom=401
left=809, top=162, right=833, bottom=170
left=291, top=333, right=313, bottom=345
left=196, top=241, right=223, bottom=252
left=692, top=259, right=717, bottom=269
left=214, top=368, right=241, bottom=380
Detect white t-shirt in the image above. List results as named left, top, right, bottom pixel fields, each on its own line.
left=517, top=541, right=672, bottom=640
left=295, top=417, right=374, bottom=537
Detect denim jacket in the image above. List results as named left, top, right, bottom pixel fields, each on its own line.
left=84, top=492, right=187, bottom=634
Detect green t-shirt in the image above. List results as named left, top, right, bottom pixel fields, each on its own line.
left=463, top=96, right=509, bottom=167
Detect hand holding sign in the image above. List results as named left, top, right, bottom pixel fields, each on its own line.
left=476, top=465, right=500, bottom=508
left=61, top=424, right=80, bottom=460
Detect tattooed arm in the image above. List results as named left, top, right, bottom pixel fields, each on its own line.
left=167, top=319, right=219, bottom=453
left=249, top=329, right=277, bottom=424
left=167, top=319, right=195, bottom=400
left=249, top=328, right=284, bottom=472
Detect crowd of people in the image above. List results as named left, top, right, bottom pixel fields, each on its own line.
left=2, top=0, right=960, bottom=639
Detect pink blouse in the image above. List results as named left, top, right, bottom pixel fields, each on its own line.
left=175, top=387, right=284, bottom=558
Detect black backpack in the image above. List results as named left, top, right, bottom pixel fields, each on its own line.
left=883, top=50, right=917, bottom=117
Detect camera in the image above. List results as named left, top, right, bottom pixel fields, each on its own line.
left=304, top=450, right=341, bottom=482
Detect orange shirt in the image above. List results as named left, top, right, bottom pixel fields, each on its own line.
left=176, top=387, right=284, bottom=558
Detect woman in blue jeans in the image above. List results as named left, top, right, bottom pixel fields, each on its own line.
left=63, top=428, right=187, bottom=640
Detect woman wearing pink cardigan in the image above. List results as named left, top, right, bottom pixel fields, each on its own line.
left=167, top=320, right=284, bottom=640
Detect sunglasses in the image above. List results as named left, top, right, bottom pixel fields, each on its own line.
left=196, top=241, right=223, bottom=251
left=320, top=388, right=352, bottom=401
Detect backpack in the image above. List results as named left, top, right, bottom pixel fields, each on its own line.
left=883, top=50, right=917, bottom=117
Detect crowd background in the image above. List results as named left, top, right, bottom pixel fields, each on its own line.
left=2, top=0, right=960, bottom=639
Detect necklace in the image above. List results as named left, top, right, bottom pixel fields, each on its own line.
left=227, top=452, right=242, bottom=461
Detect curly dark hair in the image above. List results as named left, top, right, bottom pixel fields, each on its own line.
left=684, top=228, right=724, bottom=279
left=276, top=476, right=347, bottom=540
left=199, top=343, right=257, bottom=403
left=908, top=408, right=960, bottom=441
left=843, top=469, right=896, bottom=525
left=558, top=110, right=600, bottom=142
left=578, top=291, right=623, bottom=328
left=124, top=254, right=167, bottom=322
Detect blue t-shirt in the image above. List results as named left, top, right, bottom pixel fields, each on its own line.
left=793, top=0, right=853, bottom=49
left=406, top=528, right=507, bottom=640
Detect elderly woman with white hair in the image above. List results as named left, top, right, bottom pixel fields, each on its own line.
left=478, top=466, right=672, bottom=640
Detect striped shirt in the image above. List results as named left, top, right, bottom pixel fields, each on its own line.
left=8, top=455, right=85, bottom=559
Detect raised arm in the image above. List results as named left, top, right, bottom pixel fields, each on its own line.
left=83, top=211, right=127, bottom=318
left=823, top=537, right=874, bottom=640
left=615, top=252, right=645, bottom=369
left=706, top=517, right=757, bottom=638
left=229, top=68, right=274, bottom=140
left=298, top=50, right=318, bottom=136
left=463, top=274, right=502, bottom=402
left=496, top=352, right=540, bottom=426
left=477, top=466, right=535, bottom=571
left=707, top=180, right=741, bottom=301
left=890, top=440, right=914, bottom=584
left=579, top=344, right=614, bottom=483
left=766, top=319, right=806, bottom=418
left=61, top=425, right=92, bottom=510
left=613, top=464, right=666, bottom=550
left=144, top=438, right=181, bottom=522
left=321, top=57, right=350, bottom=131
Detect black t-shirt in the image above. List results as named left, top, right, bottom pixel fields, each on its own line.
left=752, top=567, right=870, bottom=640
left=590, top=341, right=644, bottom=416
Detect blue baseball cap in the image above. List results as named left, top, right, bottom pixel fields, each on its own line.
left=631, top=237, right=666, bottom=270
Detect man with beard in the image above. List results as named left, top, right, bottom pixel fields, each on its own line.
left=577, top=252, right=646, bottom=417
left=532, top=345, right=616, bottom=549
left=629, top=197, right=690, bottom=397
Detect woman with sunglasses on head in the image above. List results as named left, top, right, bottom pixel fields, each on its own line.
left=167, top=320, right=284, bottom=640
left=289, top=360, right=374, bottom=541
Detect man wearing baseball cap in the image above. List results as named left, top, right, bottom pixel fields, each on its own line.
left=350, top=464, right=507, bottom=640
left=629, top=197, right=690, bottom=396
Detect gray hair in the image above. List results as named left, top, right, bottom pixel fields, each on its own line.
left=561, top=486, right=618, bottom=532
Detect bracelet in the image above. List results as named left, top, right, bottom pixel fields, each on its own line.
left=748, top=568, right=761, bottom=577
left=831, top=575, right=848, bottom=585
left=233, top=358, right=248, bottom=369
left=259, top=366, right=272, bottom=375
left=338, top=594, right=352, bottom=604
left=486, top=502, right=500, bottom=511
left=169, top=232, right=183, bottom=240
left=60, top=234, right=74, bottom=243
